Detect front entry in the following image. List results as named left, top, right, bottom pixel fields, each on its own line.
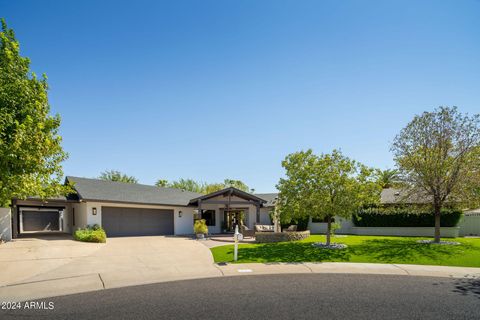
left=223, top=209, right=247, bottom=232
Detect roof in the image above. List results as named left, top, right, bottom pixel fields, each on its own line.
left=380, top=188, right=432, bottom=204
left=255, top=193, right=278, bottom=207
left=66, top=176, right=203, bottom=206
left=188, top=187, right=267, bottom=206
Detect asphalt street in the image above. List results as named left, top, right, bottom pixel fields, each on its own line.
left=1, top=274, right=479, bottom=320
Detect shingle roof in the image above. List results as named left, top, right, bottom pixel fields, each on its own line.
left=255, top=193, right=278, bottom=207
left=380, top=188, right=432, bottom=204
left=66, top=176, right=203, bottom=206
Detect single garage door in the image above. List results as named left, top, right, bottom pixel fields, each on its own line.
left=101, top=207, right=174, bottom=237
left=22, top=210, right=60, bottom=232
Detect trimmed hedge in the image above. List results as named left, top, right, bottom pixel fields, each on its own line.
left=74, top=225, right=107, bottom=243
left=353, top=207, right=463, bottom=227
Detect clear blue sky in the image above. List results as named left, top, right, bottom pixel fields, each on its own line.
left=2, top=0, right=479, bottom=192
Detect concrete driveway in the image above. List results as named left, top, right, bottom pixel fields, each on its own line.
left=0, top=235, right=221, bottom=301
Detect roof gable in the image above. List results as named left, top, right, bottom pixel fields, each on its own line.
left=189, top=187, right=267, bottom=205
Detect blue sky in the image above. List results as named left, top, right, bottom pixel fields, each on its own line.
left=2, top=0, right=479, bottom=192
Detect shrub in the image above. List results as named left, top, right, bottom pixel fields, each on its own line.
left=194, top=219, right=208, bottom=234
left=74, top=226, right=107, bottom=243
left=280, top=216, right=310, bottom=231
left=353, top=206, right=463, bottom=227
left=331, top=222, right=341, bottom=235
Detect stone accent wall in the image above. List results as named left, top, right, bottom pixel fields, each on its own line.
left=256, top=230, right=310, bottom=243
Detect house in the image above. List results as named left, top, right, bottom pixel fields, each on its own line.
left=6, top=176, right=277, bottom=239
left=3, top=182, right=477, bottom=241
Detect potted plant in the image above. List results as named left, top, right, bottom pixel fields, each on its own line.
left=194, top=219, right=208, bottom=240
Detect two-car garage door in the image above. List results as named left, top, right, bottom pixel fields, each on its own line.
left=102, top=207, right=174, bottom=237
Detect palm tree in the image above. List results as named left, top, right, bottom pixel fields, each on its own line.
left=375, top=169, right=401, bottom=189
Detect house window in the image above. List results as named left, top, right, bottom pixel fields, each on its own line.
left=311, top=216, right=335, bottom=223
left=72, top=208, right=75, bottom=226
left=201, top=210, right=216, bottom=226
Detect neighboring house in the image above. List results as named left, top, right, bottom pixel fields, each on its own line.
left=7, top=176, right=277, bottom=239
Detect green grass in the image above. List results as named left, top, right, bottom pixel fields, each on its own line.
left=210, top=235, right=480, bottom=267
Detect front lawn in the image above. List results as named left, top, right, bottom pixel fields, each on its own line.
left=210, top=235, right=480, bottom=267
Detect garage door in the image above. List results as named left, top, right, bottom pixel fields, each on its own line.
left=22, top=210, right=60, bottom=231
left=101, top=207, right=174, bottom=237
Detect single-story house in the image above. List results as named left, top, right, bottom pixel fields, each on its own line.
left=2, top=181, right=478, bottom=241
left=7, top=176, right=278, bottom=239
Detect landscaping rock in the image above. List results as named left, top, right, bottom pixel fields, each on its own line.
left=416, top=240, right=461, bottom=245
left=312, top=242, right=348, bottom=249
left=256, top=231, right=310, bottom=243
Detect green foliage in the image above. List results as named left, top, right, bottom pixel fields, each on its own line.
left=0, top=19, right=69, bottom=206
left=210, top=235, right=480, bottom=267
left=375, top=169, right=402, bottom=189
left=155, top=179, right=168, bottom=187
left=330, top=222, right=342, bottom=236
left=74, top=226, right=106, bottom=243
left=392, top=106, right=480, bottom=241
left=222, top=179, right=251, bottom=192
left=194, top=219, right=208, bottom=234
left=169, top=178, right=205, bottom=193
left=156, top=178, right=251, bottom=194
left=281, top=216, right=309, bottom=231
left=276, top=149, right=381, bottom=244
left=99, top=170, right=138, bottom=184
left=353, top=206, right=463, bottom=227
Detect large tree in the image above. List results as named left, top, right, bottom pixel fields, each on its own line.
left=0, top=19, right=69, bottom=206
left=99, top=170, right=138, bottom=184
left=392, top=106, right=480, bottom=243
left=277, top=149, right=379, bottom=245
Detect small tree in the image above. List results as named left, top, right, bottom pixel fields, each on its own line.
left=99, top=170, right=138, bottom=184
left=0, top=19, right=69, bottom=206
left=392, top=106, right=480, bottom=243
left=277, top=149, right=379, bottom=245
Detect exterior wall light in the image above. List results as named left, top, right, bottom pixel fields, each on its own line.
left=178, top=211, right=182, bottom=218
left=92, top=207, right=97, bottom=215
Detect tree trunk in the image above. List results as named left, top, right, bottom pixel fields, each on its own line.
left=326, top=216, right=332, bottom=246
left=434, top=202, right=441, bottom=243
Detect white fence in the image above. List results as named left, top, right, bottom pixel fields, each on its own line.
left=459, top=211, right=480, bottom=236
left=308, top=211, right=477, bottom=238
left=0, top=208, right=12, bottom=241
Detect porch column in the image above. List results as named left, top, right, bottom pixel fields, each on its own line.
left=255, top=203, right=260, bottom=224
left=197, top=199, right=202, bottom=220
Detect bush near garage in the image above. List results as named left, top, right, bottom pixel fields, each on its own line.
left=353, top=206, right=463, bottom=227
left=74, top=224, right=107, bottom=243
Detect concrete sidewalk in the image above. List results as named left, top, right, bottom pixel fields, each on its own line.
left=2, top=261, right=479, bottom=302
